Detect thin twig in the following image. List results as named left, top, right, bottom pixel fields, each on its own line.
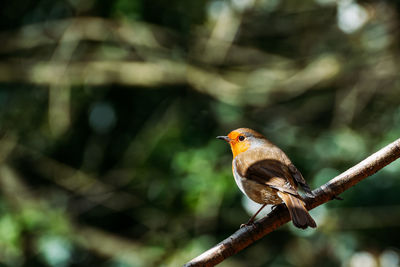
left=184, top=137, right=400, bottom=267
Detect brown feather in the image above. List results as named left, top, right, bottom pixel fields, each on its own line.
left=278, top=192, right=316, bottom=229
left=235, top=147, right=300, bottom=197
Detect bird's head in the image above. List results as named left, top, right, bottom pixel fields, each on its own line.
left=217, top=128, right=266, bottom=157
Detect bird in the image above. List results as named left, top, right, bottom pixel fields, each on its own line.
left=217, top=128, right=316, bottom=229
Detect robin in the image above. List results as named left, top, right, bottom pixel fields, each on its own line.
left=217, top=128, right=316, bottom=229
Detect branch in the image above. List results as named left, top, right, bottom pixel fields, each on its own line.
left=184, top=137, right=400, bottom=267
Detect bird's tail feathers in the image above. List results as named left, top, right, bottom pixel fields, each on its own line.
left=278, top=192, right=316, bottom=229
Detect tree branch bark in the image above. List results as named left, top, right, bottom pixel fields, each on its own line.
left=184, top=137, right=400, bottom=267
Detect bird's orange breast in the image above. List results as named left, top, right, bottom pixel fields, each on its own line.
left=230, top=141, right=250, bottom=157
left=228, top=131, right=250, bottom=157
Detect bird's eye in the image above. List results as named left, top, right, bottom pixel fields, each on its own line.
left=238, top=135, right=245, bottom=141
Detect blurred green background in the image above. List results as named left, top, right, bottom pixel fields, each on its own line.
left=1, top=0, right=400, bottom=266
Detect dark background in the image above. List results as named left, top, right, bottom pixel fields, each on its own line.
left=0, top=0, right=400, bottom=266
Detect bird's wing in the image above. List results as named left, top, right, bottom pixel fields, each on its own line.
left=235, top=148, right=300, bottom=197
left=256, top=143, right=314, bottom=196
left=288, top=163, right=313, bottom=196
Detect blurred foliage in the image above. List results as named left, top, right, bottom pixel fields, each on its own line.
left=0, top=0, right=400, bottom=266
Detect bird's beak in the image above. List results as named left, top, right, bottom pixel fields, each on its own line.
left=216, top=136, right=231, bottom=142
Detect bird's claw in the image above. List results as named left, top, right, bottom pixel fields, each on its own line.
left=305, top=192, right=315, bottom=198
left=240, top=218, right=256, bottom=228
left=240, top=222, right=254, bottom=228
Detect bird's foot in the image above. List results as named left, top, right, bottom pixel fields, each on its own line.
left=240, top=222, right=253, bottom=228
left=305, top=192, right=315, bottom=198
left=240, top=217, right=256, bottom=228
